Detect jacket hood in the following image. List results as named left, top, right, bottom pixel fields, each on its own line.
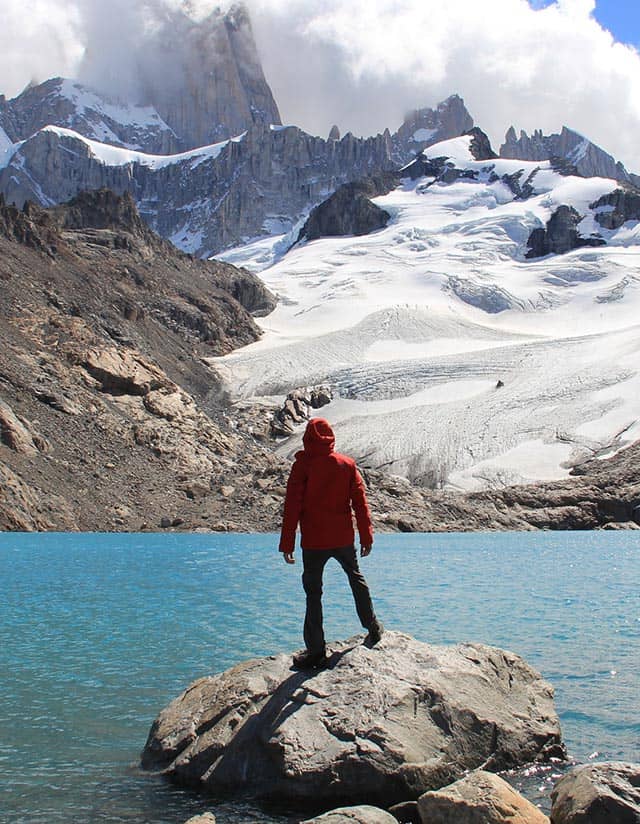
left=303, top=417, right=335, bottom=456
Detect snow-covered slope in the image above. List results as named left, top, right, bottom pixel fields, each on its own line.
left=214, top=135, right=640, bottom=491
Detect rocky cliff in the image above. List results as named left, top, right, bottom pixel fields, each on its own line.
left=0, top=190, right=279, bottom=531
left=0, top=123, right=396, bottom=256
left=392, top=94, right=475, bottom=164
left=0, top=78, right=180, bottom=153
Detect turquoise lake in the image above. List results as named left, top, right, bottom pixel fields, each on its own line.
left=1, top=531, right=639, bottom=823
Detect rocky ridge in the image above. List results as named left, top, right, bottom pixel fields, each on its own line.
left=0, top=81, right=476, bottom=256
left=0, top=190, right=278, bottom=531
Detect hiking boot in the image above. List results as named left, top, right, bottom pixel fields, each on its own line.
left=292, top=649, right=329, bottom=670
left=365, top=620, right=384, bottom=646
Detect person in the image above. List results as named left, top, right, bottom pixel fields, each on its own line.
left=279, top=417, right=383, bottom=669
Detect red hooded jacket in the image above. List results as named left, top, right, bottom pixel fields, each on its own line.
left=279, top=418, right=374, bottom=553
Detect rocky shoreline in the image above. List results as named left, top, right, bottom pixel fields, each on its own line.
left=1, top=190, right=640, bottom=533
left=143, top=632, right=640, bottom=824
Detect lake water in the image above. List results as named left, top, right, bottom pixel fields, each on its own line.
left=1, top=532, right=639, bottom=823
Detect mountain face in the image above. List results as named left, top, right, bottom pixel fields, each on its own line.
left=0, top=4, right=280, bottom=153
left=0, top=189, right=283, bottom=531
left=0, top=78, right=180, bottom=153
left=136, top=3, right=281, bottom=148
left=500, top=125, right=640, bottom=187
left=0, top=123, right=396, bottom=257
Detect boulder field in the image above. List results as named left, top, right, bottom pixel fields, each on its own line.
left=142, top=631, right=563, bottom=809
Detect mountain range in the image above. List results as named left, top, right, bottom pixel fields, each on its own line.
left=3, top=4, right=639, bottom=259
left=1, top=2, right=639, bottom=526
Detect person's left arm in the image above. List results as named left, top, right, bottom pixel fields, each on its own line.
left=350, top=466, right=374, bottom=556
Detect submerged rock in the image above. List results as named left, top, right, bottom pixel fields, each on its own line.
left=302, top=806, right=397, bottom=823
left=550, top=761, right=640, bottom=824
left=418, top=769, right=549, bottom=823
left=141, top=631, right=563, bottom=808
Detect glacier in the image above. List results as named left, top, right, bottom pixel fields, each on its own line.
left=213, top=135, right=640, bottom=491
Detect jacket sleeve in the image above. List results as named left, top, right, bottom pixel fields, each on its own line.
left=279, top=455, right=307, bottom=553
left=350, top=466, right=374, bottom=547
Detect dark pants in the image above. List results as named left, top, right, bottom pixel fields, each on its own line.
left=302, top=545, right=376, bottom=655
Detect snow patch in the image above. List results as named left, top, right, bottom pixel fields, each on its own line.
left=0, top=126, right=17, bottom=169
left=39, top=126, right=246, bottom=169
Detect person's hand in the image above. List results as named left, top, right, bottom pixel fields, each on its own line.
left=283, top=552, right=295, bottom=564
left=361, top=544, right=372, bottom=557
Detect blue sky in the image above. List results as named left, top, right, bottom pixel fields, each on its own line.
left=593, top=1, right=640, bottom=46
left=532, top=0, right=640, bottom=47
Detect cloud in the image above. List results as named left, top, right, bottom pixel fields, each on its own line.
left=2, top=0, right=640, bottom=172
left=251, top=0, right=640, bottom=171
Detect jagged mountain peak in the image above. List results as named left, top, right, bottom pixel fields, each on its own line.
left=0, top=5, right=281, bottom=154
left=500, top=124, right=639, bottom=187
left=392, top=94, right=474, bottom=164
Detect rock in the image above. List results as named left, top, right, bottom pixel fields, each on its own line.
left=1, top=7, right=280, bottom=152
left=0, top=399, right=48, bottom=454
left=591, top=187, right=640, bottom=231
left=184, top=814, right=216, bottom=824
left=34, top=388, right=82, bottom=415
left=160, top=517, right=172, bottom=529
left=141, top=631, right=563, bottom=808
left=328, top=125, right=341, bottom=141
left=298, top=175, right=396, bottom=243
left=526, top=205, right=606, bottom=259
left=271, top=385, right=334, bottom=437
left=143, top=390, right=194, bottom=421
left=219, top=485, right=235, bottom=497
left=388, top=800, right=420, bottom=823
left=82, top=347, right=173, bottom=396
left=550, top=761, right=640, bottom=824
left=418, top=770, right=549, bottom=823
left=1, top=118, right=395, bottom=258
left=0, top=77, right=180, bottom=154
left=392, top=95, right=474, bottom=164
left=465, top=127, right=498, bottom=161
left=302, top=806, right=398, bottom=824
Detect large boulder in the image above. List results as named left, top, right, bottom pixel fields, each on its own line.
left=141, top=631, right=563, bottom=808
left=550, top=762, right=640, bottom=824
left=417, top=769, right=549, bottom=823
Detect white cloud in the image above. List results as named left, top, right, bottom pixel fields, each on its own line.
left=2, top=0, right=640, bottom=172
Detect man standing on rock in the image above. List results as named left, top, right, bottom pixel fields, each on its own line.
left=279, top=417, right=383, bottom=669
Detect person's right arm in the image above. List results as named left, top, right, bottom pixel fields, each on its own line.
left=279, top=455, right=307, bottom=560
